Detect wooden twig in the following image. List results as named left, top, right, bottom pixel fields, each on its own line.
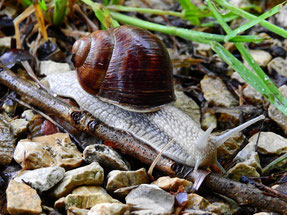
left=0, top=65, right=286, bottom=213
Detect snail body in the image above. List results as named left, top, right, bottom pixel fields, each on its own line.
left=45, top=25, right=264, bottom=170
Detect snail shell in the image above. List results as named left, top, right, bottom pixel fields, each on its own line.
left=72, top=25, right=175, bottom=112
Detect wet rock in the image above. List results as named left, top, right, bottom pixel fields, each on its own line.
left=0, top=37, right=12, bottom=48
left=40, top=60, right=71, bottom=76
left=249, top=132, right=287, bottom=155
left=6, top=180, right=42, bottom=214
left=88, top=203, right=129, bottom=215
left=22, top=109, right=36, bottom=121
left=10, top=118, right=29, bottom=137
left=227, top=141, right=262, bottom=181
left=194, top=42, right=212, bottom=57
left=216, top=132, right=245, bottom=161
left=83, top=144, right=130, bottom=171
left=0, top=114, right=15, bottom=167
left=174, top=90, right=200, bottom=125
left=248, top=49, right=272, bottom=67
left=152, top=176, right=193, bottom=192
left=267, top=57, right=287, bottom=77
left=243, top=84, right=263, bottom=104
left=231, top=71, right=245, bottom=84
left=55, top=186, right=120, bottom=210
left=268, top=85, right=287, bottom=135
left=13, top=133, right=82, bottom=170
left=68, top=207, right=89, bottom=215
left=106, top=168, right=149, bottom=196
left=183, top=193, right=232, bottom=214
left=227, top=163, right=260, bottom=181
left=14, top=166, right=65, bottom=192
left=200, top=75, right=238, bottom=107
left=275, top=4, right=287, bottom=28
left=125, top=184, right=174, bottom=214
left=201, top=111, right=217, bottom=131
left=52, top=162, right=104, bottom=198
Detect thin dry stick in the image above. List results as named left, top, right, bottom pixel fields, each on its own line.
left=0, top=65, right=287, bottom=213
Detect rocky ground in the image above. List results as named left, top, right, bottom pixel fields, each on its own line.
left=1, top=0, right=287, bottom=214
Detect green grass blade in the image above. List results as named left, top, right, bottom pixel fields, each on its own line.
left=211, top=41, right=287, bottom=115
left=225, top=3, right=284, bottom=41
left=213, top=0, right=287, bottom=38
left=207, top=0, right=287, bottom=110
left=80, top=0, right=119, bottom=29
left=110, top=11, right=266, bottom=43
left=53, top=0, right=67, bottom=25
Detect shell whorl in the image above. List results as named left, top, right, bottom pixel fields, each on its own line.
left=72, top=25, right=175, bottom=112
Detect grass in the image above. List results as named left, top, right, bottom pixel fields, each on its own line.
left=26, top=0, right=287, bottom=116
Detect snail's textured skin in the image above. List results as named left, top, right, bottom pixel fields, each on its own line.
left=45, top=71, right=217, bottom=168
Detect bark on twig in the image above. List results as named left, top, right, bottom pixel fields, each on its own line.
left=0, top=65, right=286, bottom=213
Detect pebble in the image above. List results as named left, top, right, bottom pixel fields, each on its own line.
left=201, top=111, right=217, bottom=130
left=0, top=114, right=15, bottom=167
left=275, top=4, right=287, bottom=28
left=194, top=42, right=212, bottom=57
left=10, top=118, right=29, bottom=137
left=68, top=207, right=89, bottom=215
left=83, top=144, right=130, bottom=171
left=243, top=84, right=263, bottom=104
left=14, top=166, right=65, bottom=192
left=174, top=90, right=200, bottom=125
left=52, top=162, right=104, bottom=198
left=268, top=85, right=287, bottom=135
left=216, top=132, right=245, bottom=161
left=200, top=75, right=238, bottom=107
left=249, top=132, right=287, bottom=155
left=106, top=168, right=149, bottom=196
left=125, top=184, right=174, bottom=214
left=88, top=203, right=129, bottom=215
left=267, top=57, right=287, bottom=77
left=248, top=49, right=272, bottom=67
left=55, top=186, right=119, bottom=210
left=227, top=139, right=262, bottom=181
left=152, top=176, right=193, bottom=192
left=40, top=60, right=72, bottom=76
left=13, top=133, right=82, bottom=170
left=183, top=193, right=232, bottom=214
left=6, top=180, right=42, bottom=214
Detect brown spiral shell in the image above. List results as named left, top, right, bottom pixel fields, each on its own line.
left=72, top=25, right=175, bottom=112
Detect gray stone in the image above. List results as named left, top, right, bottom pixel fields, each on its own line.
left=40, top=61, right=71, bottom=76
left=13, top=133, right=82, bottom=170
left=14, top=166, right=65, bottom=192
left=55, top=186, right=120, bottom=210
left=106, top=168, right=149, bottom=196
left=52, top=162, right=104, bottom=198
left=200, top=75, right=238, bottom=107
left=275, top=4, right=287, bottom=28
left=268, top=85, right=287, bottom=135
left=83, top=144, right=130, bottom=171
left=88, top=203, right=129, bottom=215
left=248, top=49, right=272, bottom=67
left=6, top=180, right=42, bottom=214
left=10, top=118, right=29, bottom=137
left=0, top=113, right=15, bottom=166
left=249, top=132, right=287, bottom=155
left=268, top=57, right=287, bottom=77
left=125, top=184, right=174, bottom=214
left=243, top=84, right=263, bottom=104
left=174, top=90, right=200, bottom=125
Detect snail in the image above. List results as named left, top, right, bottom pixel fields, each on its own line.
left=45, top=25, right=264, bottom=171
